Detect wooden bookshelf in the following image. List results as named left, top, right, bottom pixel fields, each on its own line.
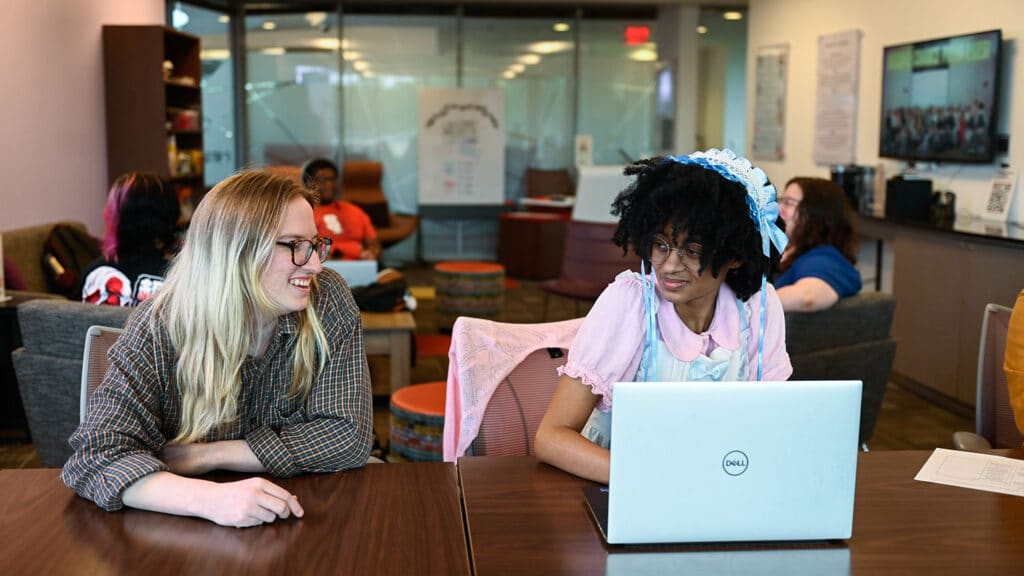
left=102, top=25, right=204, bottom=214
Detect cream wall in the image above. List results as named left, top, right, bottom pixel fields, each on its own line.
left=0, top=0, right=164, bottom=235
left=747, top=0, right=1024, bottom=224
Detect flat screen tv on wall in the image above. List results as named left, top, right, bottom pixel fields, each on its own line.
left=879, top=29, right=1001, bottom=164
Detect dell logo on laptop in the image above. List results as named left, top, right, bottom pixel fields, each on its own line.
left=722, top=450, right=749, bottom=476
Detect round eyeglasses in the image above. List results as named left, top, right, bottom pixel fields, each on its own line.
left=649, top=235, right=703, bottom=268
left=276, top=237, right=332, bottom=266
left=777, top=196, right=801, bottom=208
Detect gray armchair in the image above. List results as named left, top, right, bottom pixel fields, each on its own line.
left=785, top=292, right=897, bottom=449
left=11, top=299, right=131, bottom=466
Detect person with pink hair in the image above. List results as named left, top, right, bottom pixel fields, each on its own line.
left=81, top=172, right=180, bottom=306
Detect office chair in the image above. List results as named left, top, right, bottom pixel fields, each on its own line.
left=953, top=303, right=1023, bottom=450
left=11, top=299, right=131, bottom=466
left=443, top=316, right=583, bottom=460
left=540, top=220, right=640, bottom=319
left=80, top=325, right=123, bottom=422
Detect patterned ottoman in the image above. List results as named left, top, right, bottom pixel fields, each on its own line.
left=389, top=381, right=445, bottom=462
left=434, top=261, right=505, bottom=332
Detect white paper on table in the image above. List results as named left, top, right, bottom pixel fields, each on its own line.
left=915, top=448, right=1024, bottom=497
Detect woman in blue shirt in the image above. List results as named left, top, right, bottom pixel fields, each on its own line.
left=774, top=177, right=861, bottom=311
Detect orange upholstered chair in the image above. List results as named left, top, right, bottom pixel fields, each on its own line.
left=341, top=161, right=418, bottom=248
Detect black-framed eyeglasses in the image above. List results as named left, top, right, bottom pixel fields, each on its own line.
left=276, top=237, right=332, bottom=266
left=649, top=234, right=703, bottom=268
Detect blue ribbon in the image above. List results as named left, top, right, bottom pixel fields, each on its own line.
left=748, top=193, right=789, bottom=259
left=641, top=259, right=658, bottom=382
left=687, top=356, right=730, bottom=381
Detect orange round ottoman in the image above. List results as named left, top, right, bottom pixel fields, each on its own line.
left=389, top=381, right=446, bottom=462
left=434, top=261, right=505, bottom=332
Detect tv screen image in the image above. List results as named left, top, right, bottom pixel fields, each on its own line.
left=879, top=29, right=1001, bottom=163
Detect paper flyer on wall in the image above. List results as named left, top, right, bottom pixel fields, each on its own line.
left=915, top=448, right=1024, bottom=497
left=984, top=167, right=1017, bottom=222
left=752, top=44, right=788, bottom=162
left=813, top=29, right=861, bottom=166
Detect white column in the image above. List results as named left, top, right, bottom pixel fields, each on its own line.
left=657, top=5, right=699, bottom=155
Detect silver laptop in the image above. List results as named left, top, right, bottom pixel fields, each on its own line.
left=323, top=260, right=379, bottom=288
left=584, top=380, right=862, bottom=545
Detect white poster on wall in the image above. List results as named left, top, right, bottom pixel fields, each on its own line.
left=813, top=29, right=861, bottom=165
left=575, top=134, right=594, bottom=167
left=752, top=44, right=788, bottom=161
left=418, top=87, right=505, bottom=205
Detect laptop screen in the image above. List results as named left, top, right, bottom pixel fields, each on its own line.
left=322, top=260, right=379, bottom=288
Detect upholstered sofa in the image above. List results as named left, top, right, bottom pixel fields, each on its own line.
left=11, top=299, right=132, bottom=466
left=2, top=221, right=91, bottom=296
left=785, top=292, right=897, bottom=448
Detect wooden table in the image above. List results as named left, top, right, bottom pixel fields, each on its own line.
left=360, top=311, right=415, bottom=394
left=0, top=462, right=469, bottom=576
left=459, top=450, right=1024, bottom=575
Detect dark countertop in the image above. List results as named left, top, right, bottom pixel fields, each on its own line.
left=857, top=211, right=1024, bottom=246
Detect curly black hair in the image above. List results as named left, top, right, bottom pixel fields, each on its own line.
left=610, top=157, right=783, bottom=301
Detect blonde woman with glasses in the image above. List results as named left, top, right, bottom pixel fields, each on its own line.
left=63, top=170, right=373, bottom=527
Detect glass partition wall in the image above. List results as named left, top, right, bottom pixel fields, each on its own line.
left=172, top=3, right=687, bottom=260
left=245, top=11, right=343, bottom=167
left=577, top=18, right=660, bottom=165
left=171, top=2, right=239, bottom=187
left=697, top=7, right=748, bottom=153
left=463, top=15, right=576, bottom=201
left=342, top=13, right=458, bottom=215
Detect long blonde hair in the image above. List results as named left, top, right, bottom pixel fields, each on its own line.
left=152, top=170, right=330, bottom=443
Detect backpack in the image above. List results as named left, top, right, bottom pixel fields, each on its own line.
left=42, top=224, right=101, bottom=299
left=351, top=277, right=409, bottom=312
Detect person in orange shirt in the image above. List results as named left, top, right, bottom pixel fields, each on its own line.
left=1006, top=288, right=1024, bottom=439
left=301, top=158, right=381, bottom=261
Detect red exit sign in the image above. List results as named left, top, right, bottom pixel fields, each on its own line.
left=624, top=25, right=650, bottom=45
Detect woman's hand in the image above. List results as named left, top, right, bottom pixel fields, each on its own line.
left=122, top=472, right=302, bottom=528
left=197, top=477, right=305, bottom=528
